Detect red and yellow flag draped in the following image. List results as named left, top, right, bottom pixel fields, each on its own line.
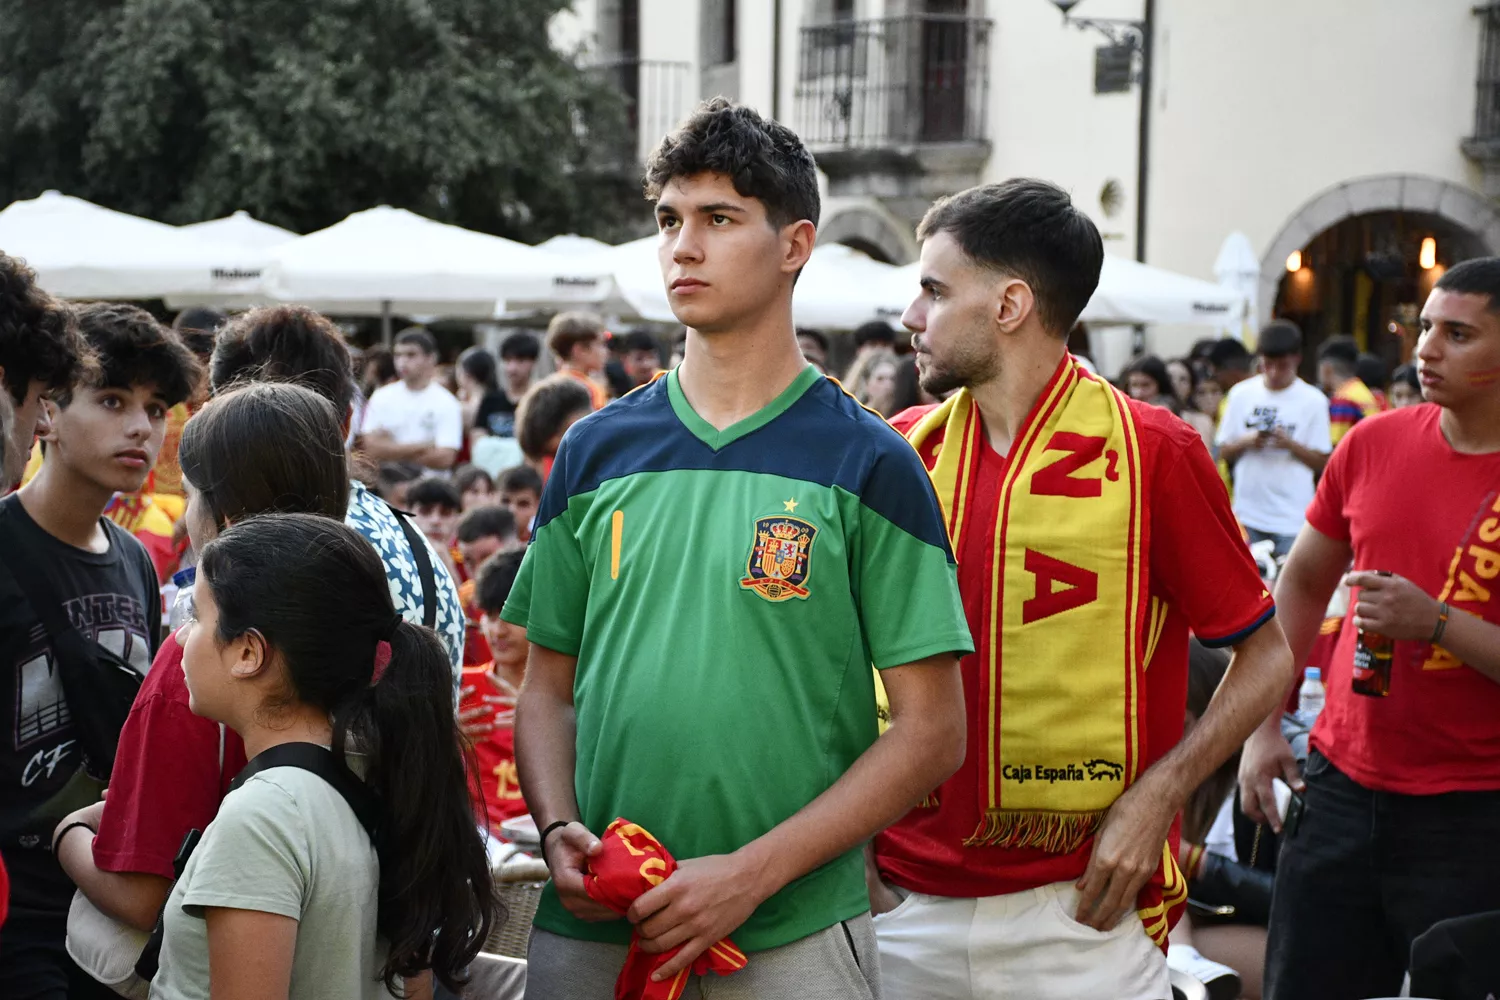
left=582, top=818, right=748, bottom=1000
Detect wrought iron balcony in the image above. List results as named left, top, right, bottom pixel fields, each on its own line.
left=591, top=58, right=694, bottom=167
left=794, top=14, right=992, bottom=152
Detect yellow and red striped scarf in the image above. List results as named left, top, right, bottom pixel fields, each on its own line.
left=905, top=357, right=1148, bottom=852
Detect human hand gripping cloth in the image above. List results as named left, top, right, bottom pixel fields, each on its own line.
left=582, top=818, right=748, bottom=1000
left=904, top=356, right=1150, bottom=852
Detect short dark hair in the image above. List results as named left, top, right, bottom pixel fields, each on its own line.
left=854, top=321, right=897, bottom=348
left=499, top=331, right=541, bottom=361
left=395, top=327, right=438, bottom=356
left=1188, top=338, right=1220, bottom=361
left=496, top=463, right=543, bottom=496
left=1391, top=363, right=1421, bottom=394
left=377, top=461, right=423, bottom=492
left=406, top=477, right=461, bottom=512
left=1316, top=334, right=1359, bottom=373
left=455, top=504, right=516, bottom=544
left=1208, top=338, right=1253, bottom=372
left=210, top=306, right=356, bottom=420
left=796, top=327, right=829, bottom=353
left=473, top=548, right=525, bottom=615
left=179, top=381, right=350, bottom=529
left=58, top=304, right=200, bottom=409
left=454, top=464, right=494, bottom=495
left=644, top=97, right=820, bottom=230
left=172, top=307, right=226, bottom=360
left=916, top=179, right=1104, bottom=337
left=620, top=330, right=659, bottom=355
left=546, top=312, right=605, bottom=361
left=1435, top=256, right=1500, bottom=307
left=0, top=252, right=89, bottom=405
left=1258, top=320, right=1303, bottom=358
left=1356, top=352, right=1389, bottom=390
left=515, top=373, right=593, bottom=460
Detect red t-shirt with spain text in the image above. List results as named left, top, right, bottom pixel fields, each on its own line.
left=1305, top=403, right=1500, bottom=794
left=875, top=391, right=1274, bottom=899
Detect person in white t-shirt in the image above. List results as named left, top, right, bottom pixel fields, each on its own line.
left=1215, top=321, right=1332, bottom=558
left=359, top=327, right=464, bottom=471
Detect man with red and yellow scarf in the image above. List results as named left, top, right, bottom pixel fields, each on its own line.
left=869, top=180, right=1295, bottom=1000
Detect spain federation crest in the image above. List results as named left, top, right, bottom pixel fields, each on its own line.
left=739, top=516, right=818, bottom=602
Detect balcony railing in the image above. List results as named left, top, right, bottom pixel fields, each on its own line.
left=591, top=58, right=694, bottom=166
left=795, top=14, right=992, bottom=150
left=1475, top=3, right=1500, bottom=144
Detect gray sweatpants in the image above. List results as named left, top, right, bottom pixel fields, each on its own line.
left=524, top=914, right=881, bottom=999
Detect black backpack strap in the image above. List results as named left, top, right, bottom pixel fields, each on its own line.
left=137, top=743, right=383, bottom=981
left=229, top=742, right=383, bottom=840
left=386, top=502, right=438, bottom=630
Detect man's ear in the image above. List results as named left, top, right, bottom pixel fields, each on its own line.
left=36, top=398, right=61, bottom=444
left=994, top=279, right=1036, bottom=335
left=781, top=220, right=817, bottom=276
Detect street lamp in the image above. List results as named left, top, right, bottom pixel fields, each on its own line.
left=1051, top=0, right=1154, bottom=267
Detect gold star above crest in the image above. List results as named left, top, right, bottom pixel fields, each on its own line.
left=783, top=497, right=799, bottom=513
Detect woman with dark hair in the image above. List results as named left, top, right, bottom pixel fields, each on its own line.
left=1389, top=363, right=1423, bottom=409
left=158, top=513, right=492, bottom=997
left=1123, top=354, right=1178, bottom=409
left=455, top=346, right=502, bottom=438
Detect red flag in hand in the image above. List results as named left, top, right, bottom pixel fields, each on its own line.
left=582, top=818, right=748, bottom=1000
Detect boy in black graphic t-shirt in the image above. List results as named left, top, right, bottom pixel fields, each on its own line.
left=0, top=303, right=199, bottom=999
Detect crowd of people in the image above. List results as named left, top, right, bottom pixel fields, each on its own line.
left=0, top=96, right=1497, bottom=1000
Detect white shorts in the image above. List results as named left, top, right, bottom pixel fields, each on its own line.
left=873, top=881, right=1171, bottom=1000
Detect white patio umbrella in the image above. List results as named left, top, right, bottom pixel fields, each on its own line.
left=182, top=210, right=296, bottom=250
left=262, top=207, right=613, bottom=337
left=1213, top=231, right=1261, bottom=341
left=0, top=191, right=266, bottom=300
left=890, top=254, right=1249, bottom=328
left=591, top=237, right=911, bottom=329
left=164, top=211, right=297, bottom=310
left=535, top=233, right=612, bottom=257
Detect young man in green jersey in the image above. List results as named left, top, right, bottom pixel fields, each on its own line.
left=506, top=98, right=974, bottom=998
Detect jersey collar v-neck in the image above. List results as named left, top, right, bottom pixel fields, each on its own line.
left=666, top=364, right=822, bottom=452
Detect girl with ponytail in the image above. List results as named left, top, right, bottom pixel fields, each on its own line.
left=154, top=512, right=493, bottom=998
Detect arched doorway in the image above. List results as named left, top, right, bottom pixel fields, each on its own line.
left=1258, top=175, right=1500, bottom=374
left=818, top=196, right=918, bottom=264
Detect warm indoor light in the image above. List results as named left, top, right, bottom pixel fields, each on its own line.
left=1420, top=237, right=1437, bottom=270
left=1286, top=250, right=1302, bottom=273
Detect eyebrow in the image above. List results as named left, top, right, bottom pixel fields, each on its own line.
left=919, top=276, right=947, bottom=293
left=655, top=201, right=748, bottom=217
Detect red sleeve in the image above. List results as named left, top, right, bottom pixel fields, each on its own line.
left=1149, top=429, right=1275, bottom=647
left=1304, top=426, right=1355, bottom=541
left=92, top=638, right=235, bottom=880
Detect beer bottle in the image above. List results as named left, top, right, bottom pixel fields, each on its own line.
left=1352, top=570, right=1394, bottom=697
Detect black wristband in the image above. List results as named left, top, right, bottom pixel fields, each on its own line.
left=539, top=820, right=574, bottom=856
left=52, top=821, right=95, bottom=856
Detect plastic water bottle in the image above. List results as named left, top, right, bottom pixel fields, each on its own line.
left=1298, top=667, right=1326, bottom=727
left=167, top=567, right=197, bottom=633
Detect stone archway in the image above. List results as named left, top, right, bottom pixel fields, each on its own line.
left=819, top=196, right=919, bottom=264
left=1257, top=174, right=1500, bottom=327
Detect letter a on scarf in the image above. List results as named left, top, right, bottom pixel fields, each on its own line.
left=583, top=818, right=748, bottom=1000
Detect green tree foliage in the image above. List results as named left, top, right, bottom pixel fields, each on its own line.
left=0, top=0, right=640, bottom=240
